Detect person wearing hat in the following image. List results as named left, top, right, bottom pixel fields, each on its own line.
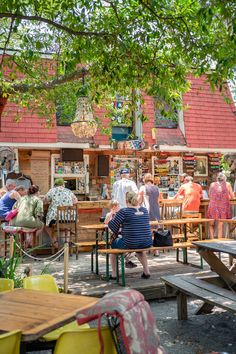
left=44, top=178, right=78, bottom=246
left=112, top=168, right=138, bottom=209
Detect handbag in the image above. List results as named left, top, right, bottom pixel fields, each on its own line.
left=153, top=228, right=173, bottom=247
left=5, top=208, right=19, bottom=221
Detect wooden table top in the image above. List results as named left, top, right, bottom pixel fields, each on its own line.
left=79, top=224, right=108, bottom=231
left=220, top=219, right=236, bottom=223
left=0, top=289, right=98, bottom=342
left=150, top=218, right=214, bottom=226
left=193, top=240, right=236, bottom=257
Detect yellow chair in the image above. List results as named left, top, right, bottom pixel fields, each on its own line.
left=0, top=330, right=21, bottom=354
left=53, top=328, right=116, bottom=354
left=23, top=275, right=89, bottom=341
left=23, top=274, right=59, bottom=293
left=0, top=278, right=14, bottom=292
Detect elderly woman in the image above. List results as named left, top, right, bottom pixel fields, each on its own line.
left=207, top=172, right=234, bottom=238
left=44, top=178, right=78, bottom=245
left=108, top=191, right=152, bottom=279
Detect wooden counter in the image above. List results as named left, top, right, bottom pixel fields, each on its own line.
left=78, top=200, right=110, bottom=209
left=200, top=199, right=236, bottom=218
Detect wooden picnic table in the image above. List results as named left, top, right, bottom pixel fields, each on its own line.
left=162, top=239, right=236, bottom=320
left=0, top=289, right=98, bottom=343
left=193, top=240, right=236, bottom=291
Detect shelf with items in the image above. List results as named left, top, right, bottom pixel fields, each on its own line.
left=110, top=155, right=143, bottom=187
left=51, top=154, right=89, bottom=194
left=152, top=156, right=182, bottom=190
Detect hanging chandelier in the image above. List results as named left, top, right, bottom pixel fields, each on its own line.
left=71, top=96, right=97, bottom=138
left=71, top=70, right=97, bottom=138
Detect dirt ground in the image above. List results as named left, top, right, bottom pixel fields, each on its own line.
left=150, top=298, right=236, bottom=354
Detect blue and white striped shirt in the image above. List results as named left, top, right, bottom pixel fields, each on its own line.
left=108, top=207, right=152, bottom=249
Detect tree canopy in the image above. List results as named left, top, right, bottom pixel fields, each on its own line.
left=0, top=0, right=235, bottom=126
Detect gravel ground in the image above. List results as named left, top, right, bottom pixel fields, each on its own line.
left=149, top=298, right=236, bottom=354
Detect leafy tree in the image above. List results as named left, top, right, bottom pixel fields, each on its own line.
left=0, top=0, right=235, bottom=126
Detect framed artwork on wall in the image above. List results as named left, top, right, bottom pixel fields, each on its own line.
left=194, top=156, right=208, bottom=176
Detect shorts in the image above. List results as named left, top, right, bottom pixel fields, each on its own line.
left=111, top=237, right=125, bottom=249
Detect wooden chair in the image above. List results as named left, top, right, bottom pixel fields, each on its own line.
left=51, top=205, right=79, bottom=256
left=182, top=213, right=202, bottom=241
left=160, top=200, right=183, bottom=220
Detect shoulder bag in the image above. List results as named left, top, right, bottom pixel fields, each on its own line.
left=153, top=228, right=173, bottom=247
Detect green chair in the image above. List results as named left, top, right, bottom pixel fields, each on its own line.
left=53, top=328, right=116, bottom=354
left=23, top=274, right=89, bottom=341
left=0, top=278, right=14, bottom=292
left=0, top=330, right=21, bottom=354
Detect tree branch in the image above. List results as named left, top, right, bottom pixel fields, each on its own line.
left=0, top=13, right=111, bottom=37
left=0, top=16, right=14, bottom=68
left=0, top=68, right=88, bottom=95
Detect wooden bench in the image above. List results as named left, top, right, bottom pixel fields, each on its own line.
left=74, top=241, right=106, bottom=273
left=98, top=242, right=196, bottom=286
left=161, top=274, right=236, bottom=320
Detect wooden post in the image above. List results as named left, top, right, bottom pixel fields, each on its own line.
left=64, top=242, right=69, bottom=293
left=9, top=236, right=14, bottom=259
left=177, top=292, right=188, bottom=320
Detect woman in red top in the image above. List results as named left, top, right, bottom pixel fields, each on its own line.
left=207, top=172, right=234, bottom=238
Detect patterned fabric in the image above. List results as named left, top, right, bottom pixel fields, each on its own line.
left=45, top=186, right=77, bottom=226
left=207, top=181, right=232, bottom=219
left=11, top=195, right=44, bottom=229
left=108, top=207, right=152, bottom=249
left=76, top=289, right=166, bottom=354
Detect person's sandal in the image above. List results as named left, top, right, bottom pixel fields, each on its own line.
left=141, top=272, right=151, bottom=279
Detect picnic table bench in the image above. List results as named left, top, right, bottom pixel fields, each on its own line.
left=98, top=242, right=196, bottom=286
left=161, top=274, right=236, bottom=320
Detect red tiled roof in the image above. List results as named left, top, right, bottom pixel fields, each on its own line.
left=183, top=76, right=236, bottom=148
left=157, top=127, right=186, bottom=146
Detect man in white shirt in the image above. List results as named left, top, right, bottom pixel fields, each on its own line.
left=112, top=168, right=138, bottom=209
left=111, top=168, right=138, bottom=268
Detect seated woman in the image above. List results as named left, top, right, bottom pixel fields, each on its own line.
left=108, top=191, right=152, bottom=279
left=11, top=185, right=44, bottom=246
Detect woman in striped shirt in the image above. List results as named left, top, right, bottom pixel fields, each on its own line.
left=108, top=191, right=152, bottom=279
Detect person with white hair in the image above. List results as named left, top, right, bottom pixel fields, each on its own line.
left=207, top=172, right=234, bottom=238
left=0, top=179, right=26, bottom=219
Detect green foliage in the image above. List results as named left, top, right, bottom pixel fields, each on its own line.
left=0, top=242, right=23, bottom=288
left=0, top=0, right=235, bottom=125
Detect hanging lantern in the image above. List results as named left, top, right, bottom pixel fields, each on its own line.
left=71, top=96, right=97, bottom=138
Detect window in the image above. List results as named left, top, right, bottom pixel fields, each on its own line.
left=154, top=98, right=178, bottom=128
left=112, top=96, right=133, bottom=141
left=112, top=126, right=132, bottom=141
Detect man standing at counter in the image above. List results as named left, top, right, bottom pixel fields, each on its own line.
left=112, top=168, right=138, bottom=209
left=111, top=168, right=138, bottom=268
